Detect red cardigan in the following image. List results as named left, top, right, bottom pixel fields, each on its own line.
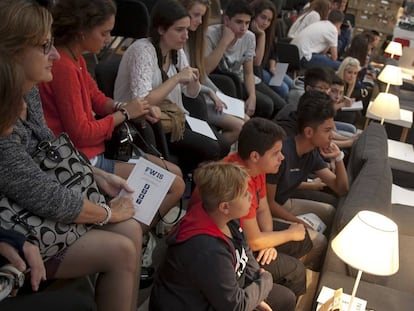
left=39, top=50, right=114, bottom=159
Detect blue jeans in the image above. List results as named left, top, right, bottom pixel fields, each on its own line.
left=301, top=54, right=341, bottom=70
left=335, top=121, right=356, bottom=137
left=262, top=69, right=293, bottom=100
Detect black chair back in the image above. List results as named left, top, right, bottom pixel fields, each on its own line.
left=112, top=0, right=150, bottom=39
left=275, top=42, right=301, bottom=77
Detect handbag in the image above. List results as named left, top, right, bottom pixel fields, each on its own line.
left=0, top=133, right=106, bottom=261
left=105, top=120, right=145, bottom=162
left=159, top=99, right=185, bottom=142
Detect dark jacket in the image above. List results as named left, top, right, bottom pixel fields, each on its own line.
left=149, top=202, right=273, bottom=311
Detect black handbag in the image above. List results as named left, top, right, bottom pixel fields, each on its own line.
left=0, top=133, right=106, bottom=261
left=105, top=121, right=145, bottom=162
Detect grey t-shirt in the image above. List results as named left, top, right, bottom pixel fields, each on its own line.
left=205, top=24, right=259, bottom=83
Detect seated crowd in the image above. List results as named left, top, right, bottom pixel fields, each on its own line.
left=0, top=0, right=382, bottom=310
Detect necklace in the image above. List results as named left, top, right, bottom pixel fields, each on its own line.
left=65, top=45, right=82, bottom=70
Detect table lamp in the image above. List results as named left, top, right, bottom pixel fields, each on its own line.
left=368, top=92, right=400, bottom=124
left=385, top=41, right=403, bottom=59
left=378, top=64, right=403, bottom=93
left=331, top=211, right=399, bottom=311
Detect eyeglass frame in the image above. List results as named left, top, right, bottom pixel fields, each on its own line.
left=40, top=37, right=54, bottom=55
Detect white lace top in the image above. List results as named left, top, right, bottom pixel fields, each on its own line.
left=114, top=38, right=199, bottom=114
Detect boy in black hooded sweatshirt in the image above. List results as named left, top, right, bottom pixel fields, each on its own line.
left=149, top=162, right=295, bottom=311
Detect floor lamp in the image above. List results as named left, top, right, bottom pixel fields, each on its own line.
left=331, top=211, right=399, bottom=311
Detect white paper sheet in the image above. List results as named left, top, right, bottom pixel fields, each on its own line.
left=185, top=115, right=217, bottom=140
left=216, top=91, right=245, bottom=119
left=388, top=139, right=414, bottom=163
left=120, top=157, right=175, bottom=225
left=341, top=100, right=363, bottom=111
left=297, top=213, right=326, bottom=233
left=269, top=63, right=289, bottom=87
left=392, top=184, right=414, bottom=206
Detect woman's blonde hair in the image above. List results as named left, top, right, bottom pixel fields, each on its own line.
left=193, top=162, right=249, bottom=212
left=336, top=56, right=361, bottom=97
left=0, top=50, right=25, bottom=136
left=178, top=0, right=211, bottom=83
left=0, top=0, right=53, bottom=58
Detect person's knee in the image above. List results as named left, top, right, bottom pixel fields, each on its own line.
left=267, top=284, right=296, bottom=311
left=305, top=230, right=328, bottom=271
left=112, top=235, right=139, bottom=272
left=171, top=175, right=185, bottom=198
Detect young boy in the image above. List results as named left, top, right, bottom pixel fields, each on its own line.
left=221, top=118, right=310, bottom=297
left=266, top=91, right=349, bottom=270
left=204, top=0, right=286, bottom=119
left=150, top=162, right=296, bottom=311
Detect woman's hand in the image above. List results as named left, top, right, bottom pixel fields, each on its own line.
left=22, top=242, right=46, bottom=291
left=256, top=301, right=273, bottom=311
left=108, top=195, right=135, bottom=223
left=256, top=247, right=278, bottom=265
left=250, top=20, right=265, bottom=36
left=210, top=91, right=227, bottom=113
left=125, top=98, right=150, bottom=120
left=0, top=241, right=46, bottom=292
left=94, top=169, right=133, bottom=197
left=245, top=96, right=256, bottom=117
left=146, top=105, right=161, bottom=123
left=178, top=67, right=199, bottom=85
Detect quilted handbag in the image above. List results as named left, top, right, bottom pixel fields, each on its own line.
left=0, top=133, right=106, bottom=261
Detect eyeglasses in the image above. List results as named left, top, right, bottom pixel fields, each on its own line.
left=40, top=37, right=54, bottom=55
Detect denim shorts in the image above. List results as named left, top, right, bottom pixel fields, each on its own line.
left=91, top=153, right=115, bottom=174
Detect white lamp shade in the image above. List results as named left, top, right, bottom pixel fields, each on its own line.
left=385, top=41, right=403, bottom=57
left=378, top=65, right=403, bottom=86
left=332, top=210, right=399, bottom=276
left=368, top=92, right=400, bottom=120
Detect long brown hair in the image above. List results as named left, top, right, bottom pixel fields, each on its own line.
left=179, top=0, right=210, bottom=83
left=250, top=0, right=277, bottom=65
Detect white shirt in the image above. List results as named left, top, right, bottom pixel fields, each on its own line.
left=288, top=11, right=321, bottom=39
left=291, top=20, right=338, bottom=61
left=114, top=38, right=199, bottom=114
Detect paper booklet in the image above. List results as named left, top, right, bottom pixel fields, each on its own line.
left=185, top=115, right=217, bottom=140
left=297, top=213, right=326, bottom=233
left=317, top=286, right=367, bottom=311
left=121, top=157, right=175, bottom=225
left=216, top=91, right=245, bottom=119
left=269, top=63, right=289, bottom=87
left=341, top=100, right=363, bottom=111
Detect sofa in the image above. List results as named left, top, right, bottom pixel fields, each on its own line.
left=313, top=122, right=414, bottom=311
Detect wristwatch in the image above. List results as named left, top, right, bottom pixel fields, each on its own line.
left=335, top=151, right=345, bottom=162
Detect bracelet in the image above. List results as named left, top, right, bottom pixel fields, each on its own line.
left=335, top=151, right=344, bottom=162
left=113, top=101, right=126, bottom=112
left=95, top=203, right=112, bottom=226
left=119, top=107, right=130, bottom=121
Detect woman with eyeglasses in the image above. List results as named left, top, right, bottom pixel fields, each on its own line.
left=0, top=1, right=143, bottom=310
left=38, top=0, right=185, bottom=229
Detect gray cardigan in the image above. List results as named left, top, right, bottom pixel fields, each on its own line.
left=0, top=87, right=83, bottom=223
